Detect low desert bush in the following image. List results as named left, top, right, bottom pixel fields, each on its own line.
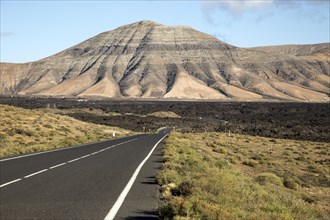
left=158, top=132, right=327, bottom=219
left=283, top=177, right=299, bottom=190
left=255, top=173, right=283, bottom=186
left=242, top=159, right=258, bottom=167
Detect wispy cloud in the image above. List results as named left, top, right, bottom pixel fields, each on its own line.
left=202, top=0, right=329, bottom=25
left=204, top=0, right=272, bottom=16
left=0, top=32, right=14, bottom=37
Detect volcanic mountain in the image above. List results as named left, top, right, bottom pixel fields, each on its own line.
left=1, top=20, right=329, bottom=101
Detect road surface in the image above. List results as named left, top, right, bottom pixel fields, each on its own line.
left=0, top=128, right=170, bottom=219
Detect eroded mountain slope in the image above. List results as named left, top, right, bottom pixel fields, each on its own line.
left=0, top=21, right=329, bottom=101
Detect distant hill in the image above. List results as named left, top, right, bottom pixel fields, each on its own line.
left=0, top=20, right=329, bottom=101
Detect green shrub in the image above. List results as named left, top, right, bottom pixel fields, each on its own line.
left=4, top=128, right=15, bottom=136
left=159, top=198, right=188, bottom=219
left=302, top=194, right=318, bottom=204
left=24, top=129, right=35, bottom=137
left=14, top=128, right=25, bottom=135
left=213, top=147, right=227, bottom=154
left=60, top=126, right=71, bottom=133
left=44, top=123, right=53, bottom=129
left=60, top=138, right=77, bottom=147
left=250, top=154, right=263, bottom=161
left=215, top=159, right=230, bottom=169
left=255, top=173, right=283, bottom=186
left=171, top=181, right=193, bottom=197
left=283, top=177, right=299, bottom=190
left=0, top=132, right=7, bottom=143
left=242, top=159, right=258, bottom=167
left=13, top=128, right=35, bottom=137
left=307, top=165, right=323, bottom=174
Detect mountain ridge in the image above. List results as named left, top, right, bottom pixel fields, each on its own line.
left=0, top=20, right=329, bottom=102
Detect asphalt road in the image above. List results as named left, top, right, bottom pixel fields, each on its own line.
left=0, top=128, right=170, bottom=220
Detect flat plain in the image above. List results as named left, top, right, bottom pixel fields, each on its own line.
left=0, top=96, right=329, bottom=142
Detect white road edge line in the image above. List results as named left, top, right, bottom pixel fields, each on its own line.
left=104, top=134, right=168, bottom=220
left=0, top=137, right=141, bottom=188
left=0, top=178, right=22, bottom=188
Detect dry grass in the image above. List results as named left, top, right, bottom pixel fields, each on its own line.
left=44, top=108, right=181, bottom=119
left=148, top=111, right=181, bottom=118
left=157, top=132, right=329, bottom=219
left=0, top=104, right=133, bottom=158
left=40, top=107, right=123, bottom=117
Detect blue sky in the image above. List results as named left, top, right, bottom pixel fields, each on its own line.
left=1, top=0, right=329, bottom=63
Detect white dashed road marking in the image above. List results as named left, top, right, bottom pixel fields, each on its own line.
left=0, top=137, right=140, bottom=188
left=23, top=169, right=48, bottom=178
left=0, top=178, right=22, bottom=188
left=49, top=163, right=66, bottom=169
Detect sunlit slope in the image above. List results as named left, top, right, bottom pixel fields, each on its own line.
left=0, top=21, right=329, bottom=101
left=0, top=104, right=132, bottom=158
